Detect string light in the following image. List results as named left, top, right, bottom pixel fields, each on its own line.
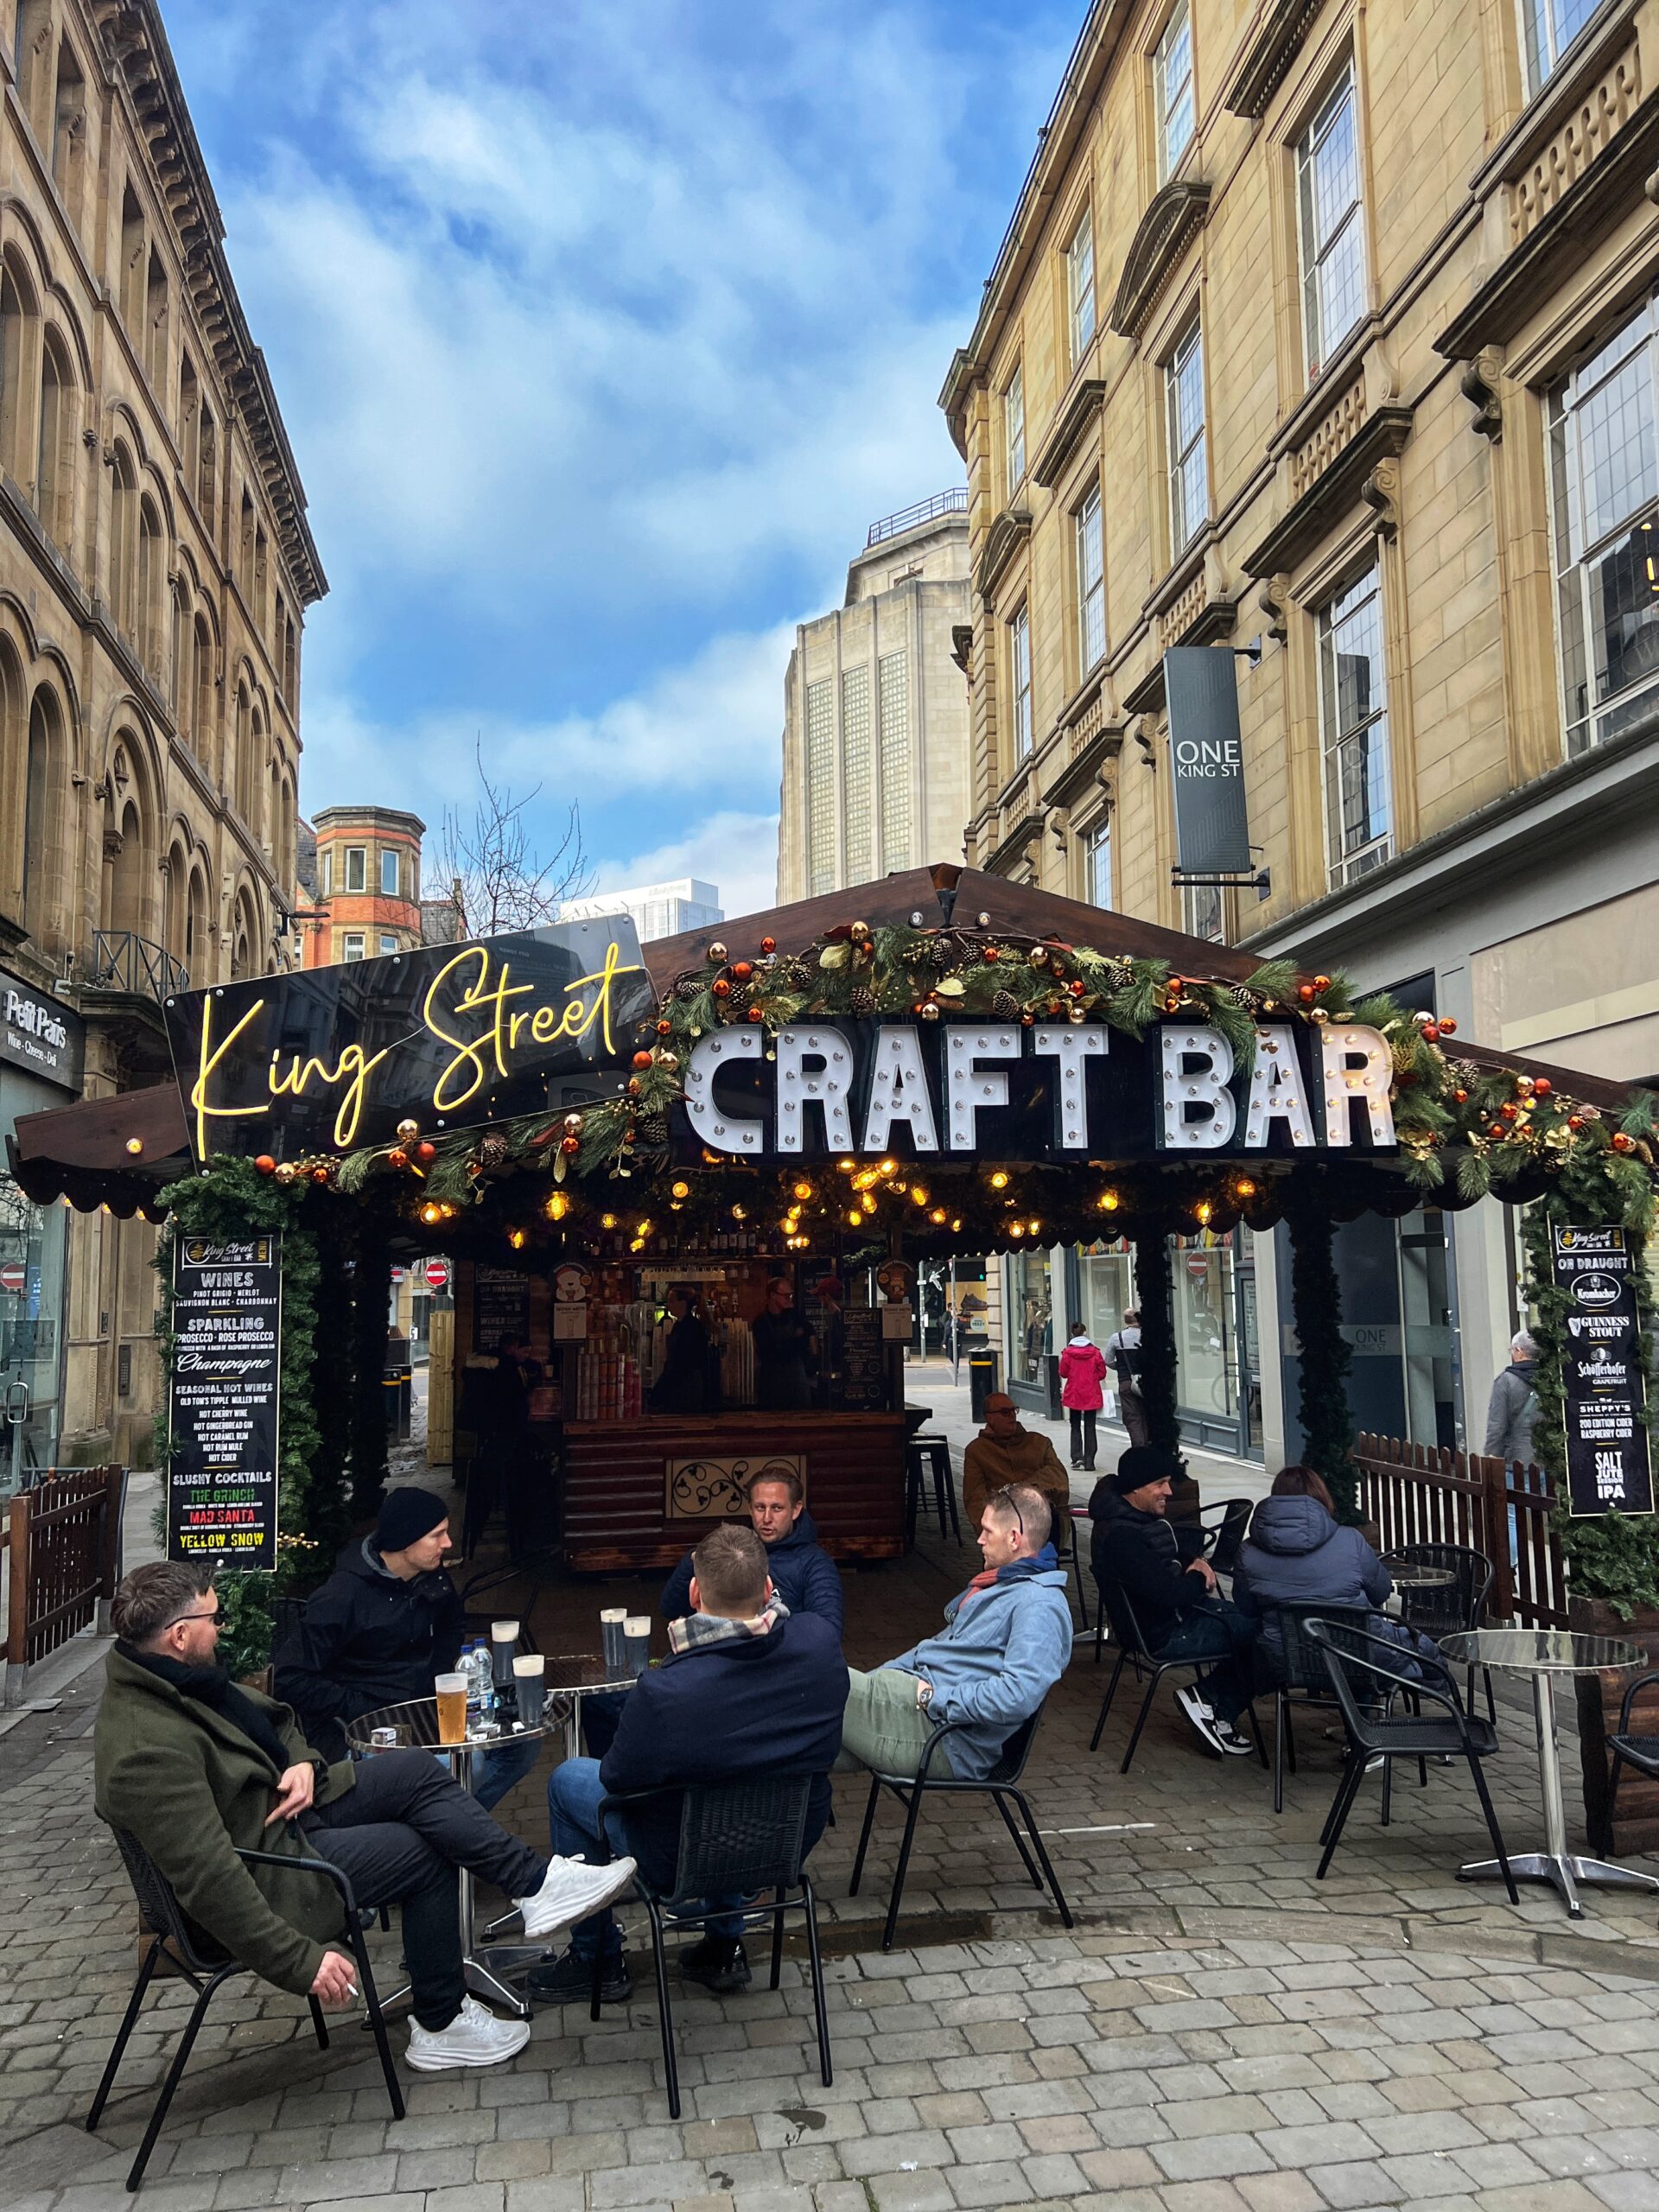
left=929, top=1207, right=948, bottom=1224
left=792, top=1180, right=814, bottom=1201
left=848, top=1208, right=864, bottom=1226
left=1234, top=1177, right=1256, bottom=1199
left=671, top=1179, right=690, bottom=1199
left=544, top=1192, right=569, bottom=1222
left=1195, top=1200, right=1212, bottom=1225
left=988, top=1169, right=1010, bottom=1191
left=601, top=1213, right=618, bottom=1230
left=124, top=1137, right=143, bottom=1156
left=731, top=1204, right=747, bottom=1220
left=506, top=1227, right=526, bottom=1250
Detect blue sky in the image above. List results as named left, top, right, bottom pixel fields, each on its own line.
left=162, top=0, right=1081, bottom=918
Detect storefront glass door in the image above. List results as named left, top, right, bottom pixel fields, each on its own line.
left=0, top=1171, right=67, bottom=1489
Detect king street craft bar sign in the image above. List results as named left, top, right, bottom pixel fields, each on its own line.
left=164, top=919, right=653, bottom=1164
left=167, top=1234, right=283, bottom=1569
left=1551, top=1224, right=1655, bottom=1520
left=677, top=1017, right=1400, bottom=1162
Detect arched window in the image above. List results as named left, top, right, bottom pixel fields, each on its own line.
left=247, top=697, right=265, bottom=840
left=230, top=887, right=259, bottom=981
left=105, top=796, right=146, bottom=938
left=137, top=496, right=162, bottom=676
left=109, top=442, right=137, bottom=634
left=197, top=400, right=216, bottom=522
left=143, top=246, right=167, bottom=389
left=186, top=866, right=209, bottom=982
left=36, top=329, right=71, bottom=545
left=254, top=524, right=268, bottom=627
left=118, top=185, right=144, bottom=334
left=232, top=679, right=252, bottom=822
left=163, top=839, right=188, bottom=962
left=238, top=487, right=255, bottom=601
left=21, top=688, right=60, bottom=941
left=50, top=38, right=86, bottom=222
left=0, top=257, right=40, bottom=485
left=191, top=612, right=213, bottom=769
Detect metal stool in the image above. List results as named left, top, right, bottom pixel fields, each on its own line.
left=905, top=1435, right=961, bottom=1545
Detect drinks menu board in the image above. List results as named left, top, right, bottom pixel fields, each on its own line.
left=1552, top=1224, right=1654, bottom=1518
left=167, top=1233, right=282, bottom=1568
left=835, top=1304, right=889, bottom=1412
left=473, top=1265, right=531, bottom=1352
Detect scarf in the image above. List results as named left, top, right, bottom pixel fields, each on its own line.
left=957, top=1541, right=1060, bottom=1612
left=125, top=1644, right=295, bottom=1774
left=667, top=1589, right=790, bottom=1657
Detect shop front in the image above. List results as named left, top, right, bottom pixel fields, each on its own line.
left=0, top=967, right=84, bottom=1490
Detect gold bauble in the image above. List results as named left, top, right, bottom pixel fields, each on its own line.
left=395, top=1117, right=421, bottom=1142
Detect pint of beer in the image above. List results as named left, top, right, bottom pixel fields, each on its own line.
left=435, top=1672, right=468, bottom=1745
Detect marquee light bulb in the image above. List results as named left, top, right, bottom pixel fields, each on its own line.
left=837, top=1158, right=855, bottom=1172
left=671, top=1179, right=690, bottom=1198
left=792, top=1180, right=814, bottom=1201
left=988, top=1170, right=1010, bottom=1190
left=421, top=1201, right=443, bottom=1225
left=1235, top=1177, right=1256, bottom=1198
left=880, top=1159, right=897, bottom=1176
left=1009, top=1221, right=1025, bottom=1238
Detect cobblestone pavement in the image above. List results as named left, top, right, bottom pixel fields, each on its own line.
left=8, top=1483, right=1659, bottom=2209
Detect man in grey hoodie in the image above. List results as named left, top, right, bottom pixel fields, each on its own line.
left=1484, top=1331, right=1540, bottom=1465
left=836, top=1484, right=1072, bottom=1779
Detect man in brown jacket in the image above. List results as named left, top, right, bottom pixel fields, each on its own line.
left=962, top=1395, right=1074, bottom=1531
left=94, top=1561, right=633, bottom=2071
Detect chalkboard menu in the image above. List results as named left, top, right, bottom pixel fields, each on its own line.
left=473, top=1265, right=531, bottom=1351
left=167, top=1234, right=282, bottom=1569
left=835, top=1304, right=889, bottom=1412
left=1553, top=1224, right=1654, bottom=1518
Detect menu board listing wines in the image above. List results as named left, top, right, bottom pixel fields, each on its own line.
left=167, top=1233, right=283, bottom=1568
left=1552, top=1224, right=1654, bottom=1519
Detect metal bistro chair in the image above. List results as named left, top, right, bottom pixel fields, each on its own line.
left=1605, top=1669, right=1659, bottom=1838
left=595, top=1775, right=833, bottom=2121
left=1201, top=1497, right=1255, bottom=1578
left=1060, top=1509, right=1094, bottom=1635
left=848, top=1701, right=1073, bottom=1953
left=906, top=1434, right=962, bottom=1547
left=88, top=1827, right=404, bottom=2191
left=1387, top=1541, right=1497, bottom=1721
left=1303, top=1617, right=1517, bottom=1899
left=1258, top=1601, right=1376, bottom=1815
left=1090, top=1580, right=1266, bottom=1773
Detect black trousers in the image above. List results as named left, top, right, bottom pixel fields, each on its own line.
left=301, top=1748, right=545, bottom=2031
left=1069, top=1408, right=1098, bottom=1468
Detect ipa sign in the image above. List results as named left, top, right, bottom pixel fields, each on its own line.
left=1551, top=1224, right=1654, bottom=1519
left=167, top=1234, right=282, bottom=1568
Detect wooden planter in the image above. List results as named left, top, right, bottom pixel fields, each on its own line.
left=1570, top=1597, right=1659, bottom=1857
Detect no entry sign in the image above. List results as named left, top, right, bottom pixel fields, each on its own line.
left=425, top=1260, right=450, bottom=1290
left=0, top=1261, right=26, bottom=1294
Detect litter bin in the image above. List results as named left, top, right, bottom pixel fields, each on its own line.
left=1043, top=1351, right=1064, bottom=1423
left=967, top=1349, right=1001, bottom=1424
left=384, top=1329, right=413, bottom=1441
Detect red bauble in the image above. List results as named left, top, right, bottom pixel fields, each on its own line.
left=985, top=947, right=1000, bottom=962
left=747, top=1005, right=764, bottom=1022
left=1068, top=979, right=1085, bottom=997
left=560, top=1135, right=581, bottom=1156
left=415, top=1141, right=436, bottom=1165
left=1533, top=1077, right=1552, bottom=1097
left=1421, top=1022, right=1440, bottom=1041
left=1453, top=1088, right=1468, bottom=1103
left=632, top=1050, right=653, bottom=1069
left=656, top=1019, right=671, bottom=1036
left=311, top=1165, right=330, bottom=1185
left=731, top=961, right=753, bottom=982
left=1567, top=1115, right=1584, bottom=1130
left=1313, top=974, right=1332, bottom=992
left=1297, top=982, right=1317, bottom=1003
left=387, top=1147, right=409, bottom=1168
left=1499, top=1102, right=1517, bottom=1120
left=1439, top=1016, right=1458, bottom=1034
left=1612, top=1131, right=1636, bottom=1153
left=254, top=1154, right=276, bottom=1176
left=712, top=979, right=732, bottom=999
left=760, top=936, right=776, bottom=955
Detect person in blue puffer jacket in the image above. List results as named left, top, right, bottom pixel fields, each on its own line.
left=1230, top=1466, right=1393, bottom=1672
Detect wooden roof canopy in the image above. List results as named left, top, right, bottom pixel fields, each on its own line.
left=8, top=866, right=1643, bottom=1245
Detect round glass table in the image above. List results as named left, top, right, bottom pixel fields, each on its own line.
left=1380, top=1560, right=1457, bottom=1590
left=1439, top=1628, right=1659, bottom=1919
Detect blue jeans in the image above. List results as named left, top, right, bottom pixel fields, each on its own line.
left=474, top=1733, right=540, bottom=1812
left=1154, top=1600, right=1255, bottom=1724
left=548, top=1757, right=741, bottom=1959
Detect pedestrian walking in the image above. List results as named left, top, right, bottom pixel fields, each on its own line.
left=1058, top=1327, right=1108, bottom=1471
left=1106, top=1310, right=1148, bottom=1446
left=1484, top=1329, right=1540, bottom=1466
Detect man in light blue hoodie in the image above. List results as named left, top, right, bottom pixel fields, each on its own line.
left=838, top=1484, right=1073, bottom=1778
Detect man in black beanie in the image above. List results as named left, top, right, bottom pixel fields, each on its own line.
left=274, top=1487, right=537, bottom=1808
left=1088, top=1446, right=1257, bottom=1757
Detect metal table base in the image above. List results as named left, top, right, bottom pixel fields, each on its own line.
left=1456, top=1670, right=1659, bottom=1921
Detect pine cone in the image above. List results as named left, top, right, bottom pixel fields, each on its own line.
left=674, top=976, right=702, bottom=1002
left=850, top=986, right=877, bottom=1017
left=917, top=937, right=951, bottom=971
left=479, top=1133, right=508, bottom=1167
left=992, top=988, right=1021, bottom=1020
left=639, top=1113, right=669, bottom=1145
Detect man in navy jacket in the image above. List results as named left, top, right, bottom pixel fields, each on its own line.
left=530, top=1523, right=847, bottom=2005
left=658, top=1469, right=843, bottom=1636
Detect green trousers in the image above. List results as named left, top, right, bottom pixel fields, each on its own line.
left=836, top=1667, right=955, bottom=1778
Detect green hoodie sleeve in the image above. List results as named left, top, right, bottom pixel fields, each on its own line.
left=100, top=1731, right=331, bottom=1997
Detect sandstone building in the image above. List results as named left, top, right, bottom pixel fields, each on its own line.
left=942, top=0, right=1659, bottom=1461
left=0, top=0, right=323, bottom=1471
left=777, top=493, right=971, bottom=901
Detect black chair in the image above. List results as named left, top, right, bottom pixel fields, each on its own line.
left=1060, top=1510, right=1094, bottom=1635
left=1606, top=1671, right=1659, bottom=1834
left=1201, top=1498, right=1255, bottom=1578
left=595, top=1777, right=833, bottom=2120
left=1090, top=1580, right=1265, bottom=1773
left=906, top=1435, right=961, bottom=1546
left=1303, top=1617, right=1517, bottom=1899
left=848, top=1703, right=1072, bottom=1952
left=88, top=1829, right=404, bottom=2191
left=1385, top=1541, right=1497, bottom=1721
left=269, top=1593, right=308, bottom=1657
left=1257, top=1601, right=1376, bottom=1815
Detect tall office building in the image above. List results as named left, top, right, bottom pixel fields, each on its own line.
left=560, top=879, right=723, bottom=945
left=776, top=493, right=971, bottom=901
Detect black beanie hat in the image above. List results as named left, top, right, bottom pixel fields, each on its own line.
left=1111, top=1445, right=1181, bottom=1497
left=376, top=1487, right=448, bottom=1554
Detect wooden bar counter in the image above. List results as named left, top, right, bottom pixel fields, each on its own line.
left=558, top=1411, right=906, bottom=1573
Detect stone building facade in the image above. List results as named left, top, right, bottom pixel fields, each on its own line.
left=0, top=0, right=323, bottom=1471
left=301, top=805, right=423, bottom=969
left=776, top=493, right=971, bottom=902
left=942, top=0, right=1659, bottom=1460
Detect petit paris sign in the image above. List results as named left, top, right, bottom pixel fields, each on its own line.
left=164, top=920, right=654, bottom=1164
left=678, top=1017, right=1400, bottom=1163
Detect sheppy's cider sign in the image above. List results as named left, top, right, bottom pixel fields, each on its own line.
left=165, top=921, right=652, bottom=1164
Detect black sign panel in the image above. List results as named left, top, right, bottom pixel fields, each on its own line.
left=1552, top=1224, right=1654, bottom=1518
left=472, top=1264, right=531, bottom=1353
left=834, top=1304, right=889, bottom=1412
left=164, top=920, right=652, bottom=1164
left=1165, top=646, right=1251, bottom=874
left=1, top=964, right=85, bottom=1092
left=167, top=1234, right=283, bottom=1569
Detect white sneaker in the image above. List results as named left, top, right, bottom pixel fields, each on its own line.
left=1176, top=1686, right=1225, bottom=1753
left=516, top=1854, right=638, bottom=1941
left=406, top=1996, right=531, bottom=2072
left=1212, top=1719, right=1255, bottom=1758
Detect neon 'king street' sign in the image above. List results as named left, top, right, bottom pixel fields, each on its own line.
left=679, top=1019, right=1397, bottom=1160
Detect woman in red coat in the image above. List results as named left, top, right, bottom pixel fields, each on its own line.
left=1058, top=1330, right=1109, bottom=1471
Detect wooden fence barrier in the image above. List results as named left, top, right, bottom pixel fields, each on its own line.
left=0, top=1465, right=127, bottom=1704
left=1354, top=1433, right=1567, bottom=1628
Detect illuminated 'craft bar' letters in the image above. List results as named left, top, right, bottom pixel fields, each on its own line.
left=945, top=1025, right=1021, bottom=1152
left=774, top=1027, right=856, bottom=1154
left=1321, top=1026, right=1397, bottom=1147
left=1159, top=1025, right=1237, bottom=1150
left=1244, top=1024, right=1318, bottom=1148
left=1031, top=1025, right=1107, bottom=1149
left=861, top=1026, right=940, bottom=1154
left=682, top=1027, right=766, bottom=1154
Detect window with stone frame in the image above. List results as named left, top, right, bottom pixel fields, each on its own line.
left=380, top=848, right=400, bottom=897
left=1074, top=483, right=1106, bottom=675
left=1067, top=203, right=1096, bottom=366
left=1004, top=361, right=1027, bottom=493
left=344, top=844, right=366, bottom=893
left=1154, top=0, right=1195, bottom=181
left=1548, top=293, right=1659, bottom=758
left=1009, top=603, right=1033, bottom=759
left=1085, top=815, right=1113, bottom=909
left=1520, top=0, right=1609, bottom=92
left=1316, top=564, right=1394, bottom=886
left=1165, top=316, right=1207, bottom=556
left=1181, top=879, right=1228, bottom=943
left=341, top=931, right=365, bottom=963
left=1295, top=62, right=1367, bottom=380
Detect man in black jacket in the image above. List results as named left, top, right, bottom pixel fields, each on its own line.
left=273, top=1488, right=537, bottom=1809
left=531, top=1523, right=847, bottom=2005
left=1090, top=1446, right=1256, bottom=1757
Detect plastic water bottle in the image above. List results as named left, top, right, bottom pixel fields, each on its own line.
left=463, top=1642, right=489, bottom=1722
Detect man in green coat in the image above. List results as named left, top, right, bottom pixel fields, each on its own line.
left=95, top=1561, right=636, bottom=2072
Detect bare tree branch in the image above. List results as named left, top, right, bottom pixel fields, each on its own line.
left=435, top=741, right=594, bottom=936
